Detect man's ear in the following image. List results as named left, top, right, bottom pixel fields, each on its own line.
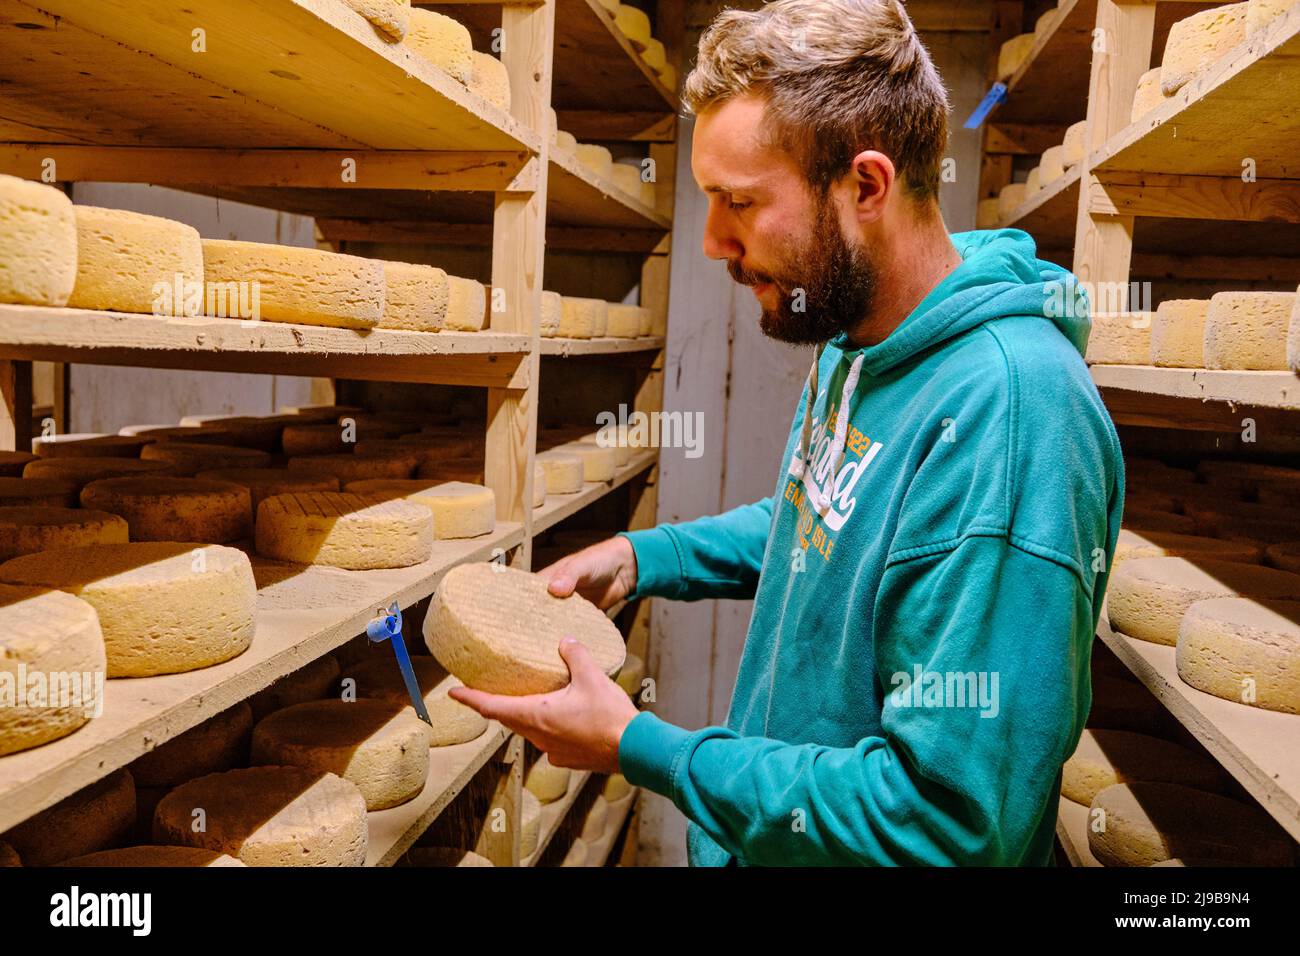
left=849, top=150, right=895, bottom=224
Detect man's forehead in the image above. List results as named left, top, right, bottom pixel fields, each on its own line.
left=692, top=96, right=793, bottom=191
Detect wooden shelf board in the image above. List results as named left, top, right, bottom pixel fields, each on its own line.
left=1093, top=8, right=1300, bottom=178
left=585, top=790, right=637, bottom=866
left=0, top=525, right=523, bottom=834
left=1096, top=617, right=1300, bottom=842
left=366, top=724, right=510, bottom=867
left=0, top=0, right=538, bottom=152
left=1090, top=364, right=1300, bottom=411
left=1056, top=796, right=1104, bottom=867
left=532, top=449, right=657, bottom=535
left=998, top=166, right=1082, bottom=248
left=522, top=769, right=593, bottom=866
left=548, top=149, right=672, bottom=230
left=540, top=335, right=664, bottom=356
left=997, top=0, right=1097, bottom=126
left=0, top=306, right=531, bottom=388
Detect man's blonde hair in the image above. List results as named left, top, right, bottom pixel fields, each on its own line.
left=684, top=0, right=950, bottom=203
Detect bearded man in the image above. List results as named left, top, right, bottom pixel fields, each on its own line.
left=452, top=0, right=1124, bottom=866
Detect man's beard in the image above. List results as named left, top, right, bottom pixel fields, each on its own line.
left=728, top=198, right=876, bottom=345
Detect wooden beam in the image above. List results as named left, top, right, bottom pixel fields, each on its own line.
left=315, top=217, right=667, bottom=252
left=0, top=360, right=32, bottom=452
left=1089, top=171, right=1300, bottom=223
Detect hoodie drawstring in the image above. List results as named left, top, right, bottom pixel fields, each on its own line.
left=789, top=343, right=824, bottom=481
left=793, top=348, right=866, bottom=512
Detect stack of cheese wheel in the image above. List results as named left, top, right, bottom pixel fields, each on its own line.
left=1177, top=598, right=1300, bottom=714
left=340, top=655, right=487, bottom=746
left=0, top=506, right=128, bottom=561
left=255, top=491, right=433, bottom=570
left=251, top=699, right=432, bottom=810
left=179, top=414, right=289, bottom=453
left=67, top=206, right=203, bottom=315
left=0, top=585, right=106, bottom=756
left=58, top=846, right=245, bottom=867
left=1, top=769, right=136, bottom=866
left=343, top=479, right=495, bottom=539
left=81, top=476, right=253, bottom=543
left=525, top=753, right=571, bottom=804
left=1061, top=729, right=1225, bottom=805
left=426, top=563, right=626, bottom=694
left=0, top=174, right=77, bottom=307
left=1088, top=781, right=1293, bottom=866
left=0, top=542, right=257, bottom=678
left=153, top=766, right=368, bottom=866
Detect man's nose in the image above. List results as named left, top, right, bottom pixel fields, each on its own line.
left=702, top=204, right=742, bottom=261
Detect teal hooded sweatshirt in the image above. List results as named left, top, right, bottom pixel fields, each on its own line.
left=617, top=228, right=1125, bottom=866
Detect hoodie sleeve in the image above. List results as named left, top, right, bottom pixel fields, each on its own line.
left=618, top=532, right=1093, bottom=865
left=618, top=497, right=775, bottom=602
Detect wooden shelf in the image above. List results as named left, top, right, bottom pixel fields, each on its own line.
left=1090, top=365, right=1300, bottom=412
left=532, top=449, right=657, bottom=535
left=548, top=148, right=672, bottom=230
left=996, top=0, right=1098, bottom=126
left=0, top=0, right=538, bottom=153
left=0, top=306, right=532, bottom=388
left=997, top=166, right=1081, bottom=249
left=540, top=335, right=665, bottom=356
left=522, top=769, right=593, bottom=866
left=366, top=724, right=510, bottom=866
left=585, top=790, right=637, bottom=866
left=0, top=525, right=522, bottom=834
left=1055, top=796, right=1103, bottom=867
left=1096, top=617, right=1300, bottom=842
left=1093, top=8, right=1300, bottom=178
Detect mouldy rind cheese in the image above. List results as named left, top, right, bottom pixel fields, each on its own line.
left=379, top=261, right=447, bottom=332
left=1106, top=555, right=1300, bottom=646
left=1087, top=781, right=1293, bottom=866
left=251, top=699, right=431, bottom=810
left=1177, top=598, right=1300, bottom=714
left=535, top=449, right=585, bottom=493
left=1130, top=68, right=1165, bottom=122
left=129, top=702, right=253, bottom=788
left=1203, top=291, right=1295, bottom=370
left=343, top=479, right=495, bottom=540
left=58, top=846, right=245, bottom=867
left=140, top=441, right=271, bottom=476
left=1084, top=312, right=1152, bottom=365
left=339, top=656, right=487, bottom=746
left=1061, top=729, right=1225, bottom=805
left=1160, top=4, right=1249, bottom=96
left=520, top=789, right=542, bottom=858
left=1150, top=299, right=1209, bottom=367
left=558, top=296, right=608, bottom=338
left=201, top=239, right=383, bottom=329
left=34, top=433, right=149, bottom=459
left=1112, top=529, right=1262, bottom=568
left=0, top=507, right=128, bottom=562
left=425, top=563, right=625, bottom=695
left=525, top=754, right=571, bottom=803
left=0, top=542, right=256, bottom=678
left=3, top=769, right=135, bottom=866
left=996, top=33, right=1036, bottom=80
left=341, top=0, right=410, bottom=41
left=468, top=51, right=511, bottom=110
left=444, top=275, right=487, bottom=331
left=996, top=183, right=1026, bottom=222
left=153, top=766, right=368, bottom=866
left=606, top=303, right=646, bottom=338
left=67, top=206, right=203, bottom=315
left=405, top=8, right=473, bottom=84
left=0, top=174, right=77, bottom=307
left=575, top=143, right=614, bottom=180
left=1061, top=121, right=1087, bottom=168
left=0, top=477, right=78, bottom=508
left=286, top=453, right=416, bottom=483
left=0, top=584, right=105, bottom=757
left=255, top=491, right=433, bottom=570
left=197, top=468, right=339, bottom=510
left=81, top=476, right=252, bottom=543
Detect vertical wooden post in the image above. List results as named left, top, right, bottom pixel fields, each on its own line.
left=0, top=360, right=33, bottom=452
left=474, top=734, right=525, bottom=867
left=487, top=0, right=554, bottom=570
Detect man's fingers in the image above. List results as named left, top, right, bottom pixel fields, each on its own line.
left=448, top=686, right=540, bottom=726
left=558, top=636, right=608, bottom=687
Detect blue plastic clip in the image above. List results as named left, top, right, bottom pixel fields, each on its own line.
left=963, top=83, right=1007, bottom=129
left=366, top=602, right=433, bottom=726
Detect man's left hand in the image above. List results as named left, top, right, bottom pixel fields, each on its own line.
left=447, top=638, right=639, bottom=774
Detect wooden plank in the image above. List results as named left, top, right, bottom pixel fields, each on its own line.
left=1089, top=171, right=1300, bottom=223
left=985, top=122, right=1071, bottom=155
left=539, top=336, right=664, bottom=356
left=0, top=305, right=531, bottom=388
left=557, top=111, right=678, bottom=143
left=532, top=449, right=657, bottom=535
left=1097, top=617, right=1300, bottom=842
left=997, top=165, right=1081, bottom=248
left=0, top=358, right=31, bottom=452
left=996, top=0, right=1097, bottom=126
left=548, top=148, right=672, bottom=229
left=1091, top=365, right=1300, bottom=412
left=0, top=525, right=524, bottom=834
left=1129, top=250, right=1300, bottom=283
left=521, top=768, right=593, bottom=865
left=0, top=0, right=538, bottom=151
left=315, top=218, right=667, bottom=252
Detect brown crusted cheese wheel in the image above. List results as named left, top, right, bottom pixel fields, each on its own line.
left=33, top=433, right=149, bottom=459
left=81, top=476, right=252, bottom=543
left=3, top=769, right=135, bottom=866
left=23, top=456, right=175, bottom=490
left=0, top=506, right=128, bottom=561
left=339, top=655, right=487, bottom=746
left=0, top=477, right=78, bottom=508
left=140, top=442, right=271, bottom=477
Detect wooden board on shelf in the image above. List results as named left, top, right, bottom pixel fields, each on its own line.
left=1096, top=617, right=1300, bottom=842
left=540, top=336, right=665, bottom=356
left=0, top=0, right=538, bottom=152
left=522, top=769, right=593, bottom=866
left=0, top=525, right=523, bottom=834
left=532, top=449, right=657, bottom=534
left=1091, top=365, right=1300, bottom=412
left=999, top=167, right=1081, bottom=248
left=0, top=306, right=532, bottom=388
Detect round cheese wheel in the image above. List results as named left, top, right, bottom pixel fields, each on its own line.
left=1088, top=782, right=1293, bottom=867
left=403, top=847, right=493, bottom=867
left=118, top=424, right=231, bottom=443
left=67, top=206, right=202, bottom=314
left=4, top=769, right=135, bottom=866
left=613, top=3, right=651, bottom=49
left=140, top=442, right=271, bottom=477
left=0, top=173, right=77, bottom=307
left=616, top=652, right=646, bottom=697
left=426, top=563, right=626, bottom=694
left=340, top=0, right=411, bottom=41
left=574, top=144, right=613, bottom=180
left=1061, top=728, right=1225, bottom=805
left=406, top=8, right=473, bottom=83
left=0, top=542, right=256, bottom=678
left=557, top=295, right=608, bottom=338
left=602, top=772, right=632, bottom=802
left=1122, top=508, right=1197, bottom=535
left=153, top=766, right=368, bottom=866
left=1151, top=299, right=1210, bottom=368
left=1177, top=598, right=1300, bottom=714
left=33, top=433, right=149, bottom=459
left=23, top=456, right=175, bottom=489
left=180, top=415, right=287, bottom=452
left=0, top=477, right=78, bottom=508
left=345, top=479, right=495, bottom=539
left=0, top=506, right=128, bottom=561
left=280, top=403, right=366, bottom=422
left=554, top=442, right=616, bottom=482
left=340, top=655, right=487, bottom=746
left=81, top=476, right=252, bottom=543
left=58, top=845, right=246, bottom=867
left=576, top=431, right=632, bottom=466
left=1112, top=529, right=1263, bottom=569
left=130, top=702, right=253, bottom=788
left=535, top=450, right=584, bottom=494
left=0, top=450, right=36, bottom=477
left=1204, top=291, right=1295, bottom=371
left=281, top=424, right=349, bottom=457
left=0, top=584, right=105, bottom=756
left=255, top=492, right=433, bottom=570
left=1107, top=556, right=1300, bottom=645
left=379, top=260, right=448, bottom=331
left=251, top=699, right=431, bottom=810
left=249, top=653, right=341, bottom=720
left=579, top=795, right=608, bottom=842
left=197, top=468, right=338, bottom=509
left=520, top=789, right=542, bottom=858
left=443, top=275, right=486, bottom=331
left=525, top=754, right=571, bottom=804
left=287, top=453, right=416, bottom=483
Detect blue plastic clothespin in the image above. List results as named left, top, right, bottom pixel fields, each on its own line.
left=366, top=601, right=433, bottom=726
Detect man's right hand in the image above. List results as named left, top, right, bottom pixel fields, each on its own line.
left=536, top=535, right=639, bottom=610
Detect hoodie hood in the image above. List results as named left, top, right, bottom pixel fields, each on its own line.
left=831, top=228, right=1090, bottom=376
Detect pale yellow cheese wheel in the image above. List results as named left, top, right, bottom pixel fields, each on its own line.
left=129, top=702, right=253, bottom=788
left=425, top=563, right=626, bottom=694
left=975, top=198, right=999, bottom=230
left=576, top=430, right=631, bottom=466
left=602, top=772, right=632, bottom=802
left=445, top=275, right=487, bottom=331
left=540, top=289, right=562, bottom=337
left=520, top=789, right=542, bottom=857
left=1177, top=598, right=1300, bottom=714
left=611, top=163, right=643, bottom=200
left=613, top=3, right=652, bottom=49
left=341, top=0, right=410, bottom=41
left=255, top=491, right=433, bottom=570
left=81, top=476, right=252, bottom=543
left=1085, top=312, right=1152, bottom=365
left=995, top=183, right=1026, bottom=222
left=1025, top=166, right=1043, bottom=195
left=153, top=766, right=368, bottom=866
left=0, top=506, right=128, bottom=562
left=575, top=144, right=614, bottom=180
left=0, top=173, right=77, bottom=307
left=1130, top=67, right=1165, bottom=122
left=641, top=37, right=667, bottom=72
left=1160, top=3, right=1248, bottom=96
left=286, top=453, right=416, bottom=483
left=67, top=206, right=203, bottom=315
left=34, top=433, right=149, bottom=459
left=379, top=260, right=448, bottom=332
left=339, top=655, right=488, bottom=747
left=1150, top=299, right=1209, bottom=367
left=554, top=442, right=617, bottom=482
left=140, top=441, right=271, bottom=477
left=23, top=456, right=174, bottom=490
left=1038, top=145, right=1066, bottom=184
left=344, top=479, right=495, bottom=539
left=4, top=769, right=135, bottom=866
left=1204, top=291, right=1295, bottom=370
left=0, top=541, right=256, bottom=678
left=1061, top=121, right=1087, bottom=168
left=197, top=468, right=339, bottom=510
left=996, top=33, right=1035, bottom=80
left=406, top=8, right=473, bottom=84
left=555, top=129, right=578, bottom=154
left=1061, top=728, right=1224, bottom=805
left=468, top=51, right=511, bottom=110
left=525, top=753, right=571, bottom=803
left=1246, top=0, right=1300, bottom=34
left=58, top=846, right=245, bottom=867
left=536, top=449, right=585, bottom=493
left=606, top=303, right=647, bottom=338
left=0, top=584, right=106, bottom=757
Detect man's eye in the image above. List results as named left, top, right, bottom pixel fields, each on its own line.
left=728, top=199, right=751, bottom=211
